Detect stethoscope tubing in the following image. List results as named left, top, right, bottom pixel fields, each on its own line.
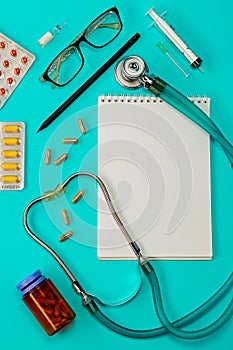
left=23, top=171, right=233, bottom=339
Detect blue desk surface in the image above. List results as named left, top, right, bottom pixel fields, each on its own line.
left=1, top=0, right=232, bottom=349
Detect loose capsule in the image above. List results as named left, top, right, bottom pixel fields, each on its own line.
left=78, top=119, right=86, bottom=134
left=58, top=231, right=73, bottom=242
left=62, top=138, right=78, bottom=144
left=1, top=150, right=20, bottom=158
left=45, top=149, right=51, bottom=165
left=1, top=163, right=19, bottom=171
left=1, top=175, right=19, bottom=183
left=61, top=209, right=70, bottom=225
left=72, top=190, right=84, bottom=204
left=2, top=125, right=20, bottom=133
left=2, top=137, right=20, bottom=146
left=54, top=153, right=68, bottom=165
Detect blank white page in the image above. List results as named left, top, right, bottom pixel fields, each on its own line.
left=98, top=95, right=212, bottom=260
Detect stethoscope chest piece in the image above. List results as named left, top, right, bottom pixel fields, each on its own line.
left=114, top=55, right=148, bottom=89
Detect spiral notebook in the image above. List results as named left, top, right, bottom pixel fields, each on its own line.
left=97, top=95, right=212, bottom=260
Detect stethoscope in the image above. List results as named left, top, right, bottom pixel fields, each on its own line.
left=23, top=56, right=233, bottom=340
left=114, top=56, right=233, bottom=167
left=24, top=171, right=233, bottom=339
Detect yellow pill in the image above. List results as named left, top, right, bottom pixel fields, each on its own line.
left=1, top=150, right=20, bottom=158
left=2, top=138, right=20, bottom=146
left=1, top=163, right=19, bottom=171
left=1, top=175, right=19, bottom=183
left=2, top=125, right=20, bottom=133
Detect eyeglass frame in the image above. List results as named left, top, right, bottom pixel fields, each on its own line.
left=40, top=7, right=122, bottom=87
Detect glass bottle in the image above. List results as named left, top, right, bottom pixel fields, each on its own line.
left=17, top=270, right=76, bottom=336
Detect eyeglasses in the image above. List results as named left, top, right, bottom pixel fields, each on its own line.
left=40, top=7, right=122, bottom=87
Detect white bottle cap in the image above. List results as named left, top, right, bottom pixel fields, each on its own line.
left=38, top=32, right=54, bottom=48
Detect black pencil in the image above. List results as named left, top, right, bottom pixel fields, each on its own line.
left=37, top=33, right=141, bottom=133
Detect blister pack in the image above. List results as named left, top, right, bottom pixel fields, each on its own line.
left=0, top=122, right=25, bottom=190
left=0, top=33, right=35, bottom=108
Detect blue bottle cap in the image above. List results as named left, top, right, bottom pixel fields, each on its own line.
left=16, top=270, right=46, bottom=296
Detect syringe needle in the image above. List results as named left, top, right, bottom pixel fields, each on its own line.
left=156, top=42, right=189, bottom=78
left=166, top=53, right=189, bottom=78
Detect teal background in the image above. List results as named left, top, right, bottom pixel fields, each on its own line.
left=0, top=0, right=232, bottom=349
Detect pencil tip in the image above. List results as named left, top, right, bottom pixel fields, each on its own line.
left=37, top=126, right=43, bottom=133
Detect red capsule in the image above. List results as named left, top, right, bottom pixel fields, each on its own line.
left=10, top=49, right=17, bottom=57
left=51, top=317, right=62, bottom=325
left=7, top=77, right=14, bottom=85
left=41, top=298, right=56, bottom=306
left=54, top=304, right=61, bottom=317
left=0, top=88, right=6, bottom=95
left=14, top=68, right=21, bottom=75
left=21, top=56, right=28, bottom=64
left=0, top=42, right=6, bottom=49
left=3, top=60, right=10, bottom=68
left=61, top=311, right=70, bottom=318
left=0, top=71, right=2, bottom=77
left=42, top=305, right=54, bottom=315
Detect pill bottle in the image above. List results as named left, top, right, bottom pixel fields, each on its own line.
left=16, top=270, right=76, bottom=335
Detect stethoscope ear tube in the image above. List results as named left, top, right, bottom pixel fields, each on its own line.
left=23, top=172, right=144, bottom=305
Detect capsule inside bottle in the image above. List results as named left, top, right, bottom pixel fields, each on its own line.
left=16, top=270, right=76, bottom=336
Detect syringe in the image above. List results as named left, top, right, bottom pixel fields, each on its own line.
left=146, top=8, right=203, bottom=71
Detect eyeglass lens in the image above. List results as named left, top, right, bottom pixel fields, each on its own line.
left=48, top=47, right=83, bottom=86
left=85, top=10, right=121, bottom=47
left=47, top=10, right=121, bottom=86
